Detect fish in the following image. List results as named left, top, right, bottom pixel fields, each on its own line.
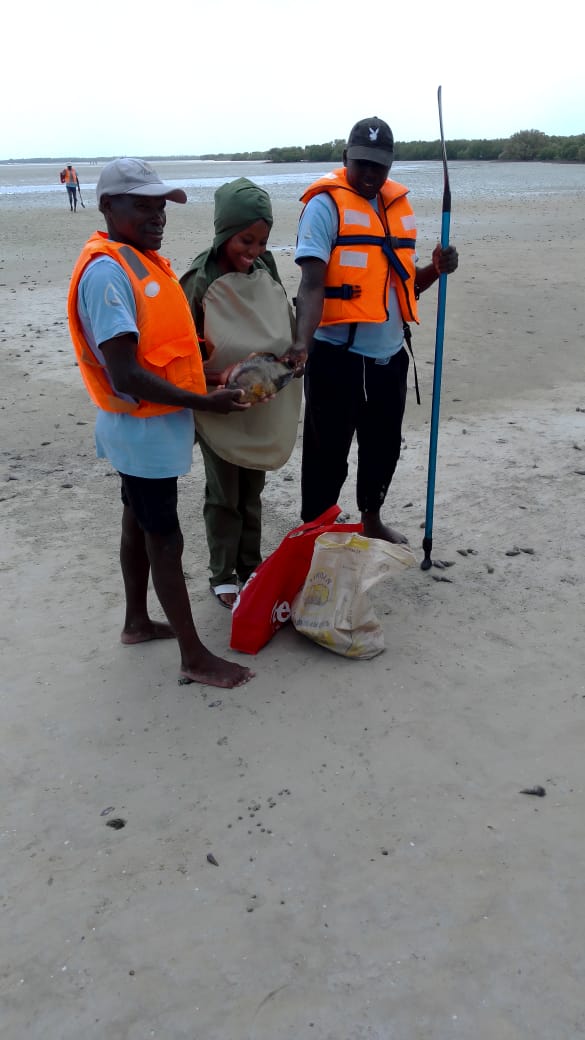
left=224, top=352, right=296, bottom=403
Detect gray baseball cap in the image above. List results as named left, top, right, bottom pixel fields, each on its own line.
left=96, top=158, right=187, bottom=205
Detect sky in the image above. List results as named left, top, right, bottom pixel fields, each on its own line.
left=1, top=0, right=583, bottom=160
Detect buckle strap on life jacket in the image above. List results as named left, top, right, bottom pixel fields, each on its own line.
left=381, top=239, right=411, bottom=282
left=334, top=233, right=415, bottom=251
left=323, top=283, right=359, bottom=300
left=334, top=233, right=412, bottom=282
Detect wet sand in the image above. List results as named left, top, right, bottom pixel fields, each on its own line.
left=1, top=173, right=585, bottom=1039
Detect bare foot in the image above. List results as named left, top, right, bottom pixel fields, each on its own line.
left=362, top=515, right=409, bottom=544
left=179, top=649, right=254, bottom=689
left=217, top=591, right=238, bottom=608
left=121, top=620, right=176, bottom=645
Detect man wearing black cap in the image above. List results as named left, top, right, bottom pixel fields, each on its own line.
left=67, top=158, right=254, bottom=689
left=288, top=117, right=458, bottom=543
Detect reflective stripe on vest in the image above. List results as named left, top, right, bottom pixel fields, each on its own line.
left=118, top=245, right=149, bottom=279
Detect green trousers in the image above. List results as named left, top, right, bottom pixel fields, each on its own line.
left=198, top=435, right=266, bottom=588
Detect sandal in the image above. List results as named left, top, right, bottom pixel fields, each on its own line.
left=211, top=583, right=239, bottom=610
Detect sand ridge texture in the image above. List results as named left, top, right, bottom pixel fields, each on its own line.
left=1, top=168, right=585, bottom=1039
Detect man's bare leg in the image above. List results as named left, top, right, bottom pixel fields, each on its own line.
left=144, top=526, right=253, bottom=689
left=119, top=505, right=175, bottom=645
left=361, top=510, right=408, bottom=545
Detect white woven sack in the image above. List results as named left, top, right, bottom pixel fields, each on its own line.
left=292, top=531, right=416, bottom=659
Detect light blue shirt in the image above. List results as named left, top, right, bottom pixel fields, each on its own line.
left=295, top=192, right=405, bottom=360
left=77, top=256, right=194, bottom=478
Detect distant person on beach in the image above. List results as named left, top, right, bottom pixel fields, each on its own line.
left=60, top=164, right=80, bottom=212
left=285, top=116, right=459, bottom=543
left=67, top=157, right=254, bottom=688
left=180, top=178, right=302, bottom=609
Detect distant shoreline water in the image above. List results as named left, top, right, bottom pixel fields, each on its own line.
left=2, top=160, right=584, bottom=208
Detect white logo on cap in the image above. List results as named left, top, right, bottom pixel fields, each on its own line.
left=369, top=127, right=380, bottom=142
left=144, top=281, right=160, bottom=298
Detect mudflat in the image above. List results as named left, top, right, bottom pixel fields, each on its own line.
left=1, top=171, right=584, bottom=1039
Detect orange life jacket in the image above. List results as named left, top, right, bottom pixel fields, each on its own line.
left=64, top=167, right=77, bottom=185
left=68, top=232, right=206, bottom=417
left=300, top=167, right=419, bottom=326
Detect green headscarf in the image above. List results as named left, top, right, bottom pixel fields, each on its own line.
left=213, top=177, right=273, bottom=250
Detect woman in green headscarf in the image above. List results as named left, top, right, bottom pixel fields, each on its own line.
left=181, top=178, right=302, bottom=608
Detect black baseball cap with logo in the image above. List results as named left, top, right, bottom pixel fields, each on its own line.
left=346, top=117, right=394, bottom=166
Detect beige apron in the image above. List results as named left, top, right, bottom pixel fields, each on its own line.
left=194, top=268, right=302, bottom=471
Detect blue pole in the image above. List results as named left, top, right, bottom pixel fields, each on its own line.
left=421, top=86, right=451, bottom=570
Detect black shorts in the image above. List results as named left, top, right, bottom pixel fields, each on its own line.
left=119, top=473, right=179, bottom=535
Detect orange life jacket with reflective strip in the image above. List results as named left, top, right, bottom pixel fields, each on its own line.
left=68, top=232, right=206, bottom=417
left=64, top=167, right=77, bottom=184
left=300, top=168, right=419, bottom=326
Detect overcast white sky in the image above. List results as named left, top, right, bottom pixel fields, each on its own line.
left=2, top=0, right=583, bottom=160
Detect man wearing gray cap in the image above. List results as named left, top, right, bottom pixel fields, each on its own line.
left=287, top=117, right=458, bottom=544
left=68, top=158, right=254, bottom=689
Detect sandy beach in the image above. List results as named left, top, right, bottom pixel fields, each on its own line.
left=1, top=164, right=585, bottom=1039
